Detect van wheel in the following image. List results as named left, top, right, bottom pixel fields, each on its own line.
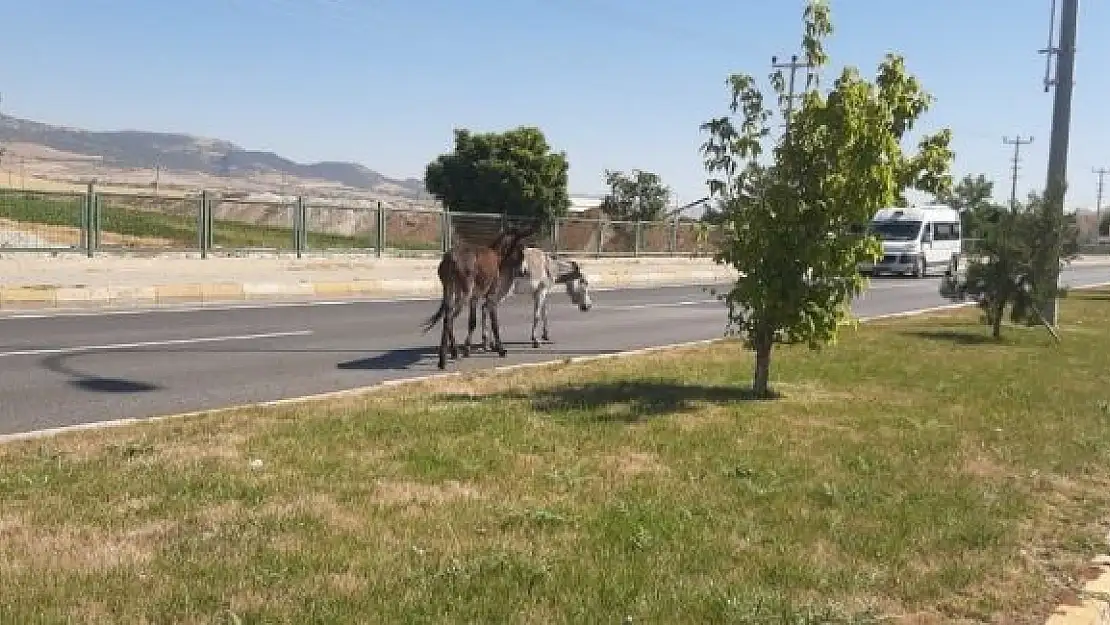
left=914, top=255, right=927, bottom=278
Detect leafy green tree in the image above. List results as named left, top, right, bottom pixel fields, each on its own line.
left=424, top=126, right=571, bottom=224
left=934, top=173, right=1001, bottom=240
left=599, top=169, right=672, bottom=221
left=699, top=0, right=954, bottom=398
left=940, top=190, right=1079, bottom=338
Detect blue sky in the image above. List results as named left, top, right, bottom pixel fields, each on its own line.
left=1, top=0, right=1107, bottom=210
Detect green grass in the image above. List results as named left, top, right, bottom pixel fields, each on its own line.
left=0, top=191, right=440, bottom=251
left=3, top=292, right=1110, bottom=623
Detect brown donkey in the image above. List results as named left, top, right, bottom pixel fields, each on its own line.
left=420, top=225, right=535, bottom=369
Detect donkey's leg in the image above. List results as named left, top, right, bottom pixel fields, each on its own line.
left=462, top=297, right=478, bottom=358
left=530, top=288, right=543, bottom=348
left=487, top=301, right=508, bottom=357
left=446, top=291, right=463, bottom=361
left=540, top=286, right=551, bottom=343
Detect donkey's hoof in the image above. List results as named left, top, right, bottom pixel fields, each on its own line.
left=497, top=348, right=508, bottom=358
left=437, top=360, right=447, bottom=370
left=531, top=340, right=540, bottom=349
left=541, top=333, right=551, bottom=342
left=461, top=345, right=471, bottom=358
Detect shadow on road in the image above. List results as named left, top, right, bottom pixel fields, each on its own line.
left=337, top=346, right=437, bottom=371
left=434, top=380, right=769, bottom=423
left=39, top=354, right=161, bottom=394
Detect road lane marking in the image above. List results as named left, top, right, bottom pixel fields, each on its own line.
left=0, top=284, right=730, bottom=321
left=0, top=330, right=313, bottom=358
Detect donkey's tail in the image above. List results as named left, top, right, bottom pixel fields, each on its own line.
left=420, top=297, right=448, bottom=335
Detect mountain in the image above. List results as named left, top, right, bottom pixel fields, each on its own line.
left=0, top=113, right=427, bottom=197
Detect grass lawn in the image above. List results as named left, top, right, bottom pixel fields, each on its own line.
left=3, top=292, right=1110, bottom=624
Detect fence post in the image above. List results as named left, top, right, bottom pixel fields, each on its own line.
left=596, top=219, right=604, bottom=258
left=83, top=182, right=97, bottom=258
left=198, top=190, right=209, bottom=259
left=633, top=219, right=641, bottom=257
left=441, top=209, right=451, bottom=252
left=80, top=183, right=90, bottom=254
left=671, top=219, right=679, bottom=255
left=206, top=193, right=214, bottom=252
left=375, top=201, right=384, bottom=258
left=380, top=203, right=389, bottom=256
left=293, top=196, right=306, bottom=258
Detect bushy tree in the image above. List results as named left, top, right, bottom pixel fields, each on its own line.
left=699, top=0, right=954, bottom=397
left=940, top=190, right=1079, bottom=338
left=599, top=168, right=672, bottom=221
left=934, top=173, right=1002, bottom=240
left=424, top=126, right=571, bottom=224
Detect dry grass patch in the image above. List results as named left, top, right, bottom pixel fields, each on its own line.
left=3, top=290, right=1110, bottom=623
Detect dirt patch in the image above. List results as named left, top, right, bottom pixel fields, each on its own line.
left=0, top=217, right=179, bottom=248
left=262, top=493, right=366, bottom=532
left=371, top=478, right=481, bottom=506
left=1, top=513, right=175, bottom=573
left=598, top=449, right=669, bottom=478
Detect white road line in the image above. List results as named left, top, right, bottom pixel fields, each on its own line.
left=0, top=284, right=727, bottom=321
left=0, top=330, right=313, bottom=358
left=605, top=299, right=721, bottom=311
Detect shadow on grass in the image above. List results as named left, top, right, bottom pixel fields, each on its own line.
left=1069, top=290, right=1110, bottom=301
left=901, top=329, right=1002, bottom=346
left=435, top=380, right=775, bottom=423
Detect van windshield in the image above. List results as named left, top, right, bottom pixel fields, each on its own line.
left=869, top=220, right=922, bottom=242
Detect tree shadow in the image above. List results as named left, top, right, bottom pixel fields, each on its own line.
left=901, top=329, right=1001, bottom=346
left=434, top=381, right=774, bottom=423
left=39, top=354, right=161, bottom=394
left=1069, top=291, right=1110, bottom=301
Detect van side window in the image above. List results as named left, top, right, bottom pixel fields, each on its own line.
left=931, top=222, right=961, bottom=241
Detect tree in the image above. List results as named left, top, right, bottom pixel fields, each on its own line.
left=940, top=190, right=1079, bottom=338
left=424, top=126, right=571, bottom=224
left=599, top=168, right=672, bottom=221
left=934, top=173, right=1000, bottom=240
left=699, top=0, right=954, bottom=398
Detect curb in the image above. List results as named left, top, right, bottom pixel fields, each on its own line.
left=0, top=273, right=738, bottom=312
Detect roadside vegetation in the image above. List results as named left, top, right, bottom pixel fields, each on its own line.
left=2, top=292, right=1109, bottom=623
left=0, top=190, right=434, bottom=251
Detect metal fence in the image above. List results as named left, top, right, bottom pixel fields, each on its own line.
left=0, top=186, right=725, bottom=258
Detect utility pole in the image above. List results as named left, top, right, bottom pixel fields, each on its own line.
left=1095, top=167, right=1108, bottom=239
left=1038, top=0, right=1080, bottom=328
left=1003, top=136, right=1034, bottom=210
left=771, top=54, right=814, bottom=143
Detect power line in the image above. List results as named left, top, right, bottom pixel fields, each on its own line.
left=1002, top=135, right=1034, bottom=210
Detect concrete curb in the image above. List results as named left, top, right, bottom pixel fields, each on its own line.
left=0, top=273, right=738, bottom=311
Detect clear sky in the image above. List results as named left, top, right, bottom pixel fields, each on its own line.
left=1, top=0, right=1107, bottom=210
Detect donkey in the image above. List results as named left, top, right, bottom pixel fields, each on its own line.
left=474, top=247, right=593, bottom=350
left=420, top=225, right=535, bottom=370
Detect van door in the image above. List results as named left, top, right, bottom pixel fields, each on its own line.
left=928, top=221, right=960, bottom=270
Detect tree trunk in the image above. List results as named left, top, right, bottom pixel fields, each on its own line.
left=752, top=334, right=774, bottom=399
left=991, top=298, right=1005, bottom=339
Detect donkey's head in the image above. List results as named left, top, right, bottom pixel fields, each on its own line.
left=492, top=224, right=537, bottom=270
left=556, top=259, right=593, bottom=312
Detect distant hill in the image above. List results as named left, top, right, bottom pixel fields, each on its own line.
left=0, top=113, right=426, bottom=197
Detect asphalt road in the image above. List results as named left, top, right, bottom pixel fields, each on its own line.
left=2, top=266, right=1109, bottom=436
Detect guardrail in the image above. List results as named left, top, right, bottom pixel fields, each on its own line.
left=0, top=186, right=726, bottom=258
